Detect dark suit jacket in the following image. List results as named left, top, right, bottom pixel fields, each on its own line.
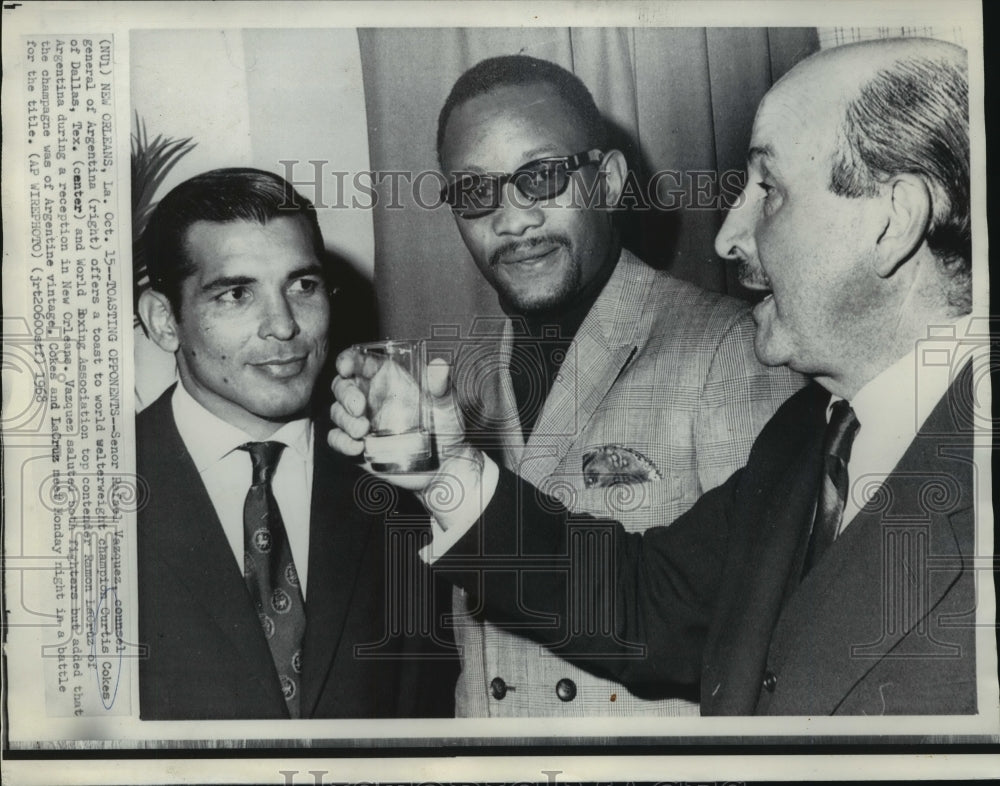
left=137, top=387, right=457, bottom=719
left=439, top=364, right=977, bottom=715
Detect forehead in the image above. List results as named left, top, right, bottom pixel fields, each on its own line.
left=748, top=74, right=843, bottom=181
left=441, top=83, right=591, bottom=171
left=182, top=216, right=319, bottom=278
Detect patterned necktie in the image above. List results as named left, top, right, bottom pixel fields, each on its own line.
left=803, top=400, right=861, bottom=577
left=240, top=441, right=306, bottom=718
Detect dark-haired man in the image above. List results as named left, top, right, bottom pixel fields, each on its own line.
left=331, top=38, right=981, bottom=715
left=136, top=168, right=455, bottom=719
left=426, top=56, right=803, bottom=716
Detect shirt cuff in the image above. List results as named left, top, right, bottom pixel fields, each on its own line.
left=419, top=454, right=499, bottom=564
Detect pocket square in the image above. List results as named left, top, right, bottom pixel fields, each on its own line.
left=582, top=445, right=662, bottom=488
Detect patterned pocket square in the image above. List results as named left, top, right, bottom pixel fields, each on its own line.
left=582, top=445, right=662, bottom=488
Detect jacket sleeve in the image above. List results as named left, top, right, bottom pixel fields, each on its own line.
left=433, top=463, right=740, bottom=697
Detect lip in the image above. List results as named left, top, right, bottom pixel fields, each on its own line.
left=497, top=245, right=562, bottom=267
left=253, top=356, right=308, bottom=379
left=739, top=274, right=772, bottom=292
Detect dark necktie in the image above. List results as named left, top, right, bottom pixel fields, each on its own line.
left=240, top=441, right=306, bottom=718
left=803, top=400, right=861, bottom=577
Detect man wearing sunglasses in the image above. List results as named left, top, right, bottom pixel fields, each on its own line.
left=427, top=55, right=803, bottom=717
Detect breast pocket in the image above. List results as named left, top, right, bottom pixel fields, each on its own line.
left=570, top=478, right=688, bottom=534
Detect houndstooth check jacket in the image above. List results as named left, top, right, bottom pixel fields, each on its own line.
left=448, top=249, right=806, bottom=717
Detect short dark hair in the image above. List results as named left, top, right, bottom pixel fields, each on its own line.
left=142, top=167, right=325, bottom=314
left=436, top=55, right=606, bottom=164
left=830, top=50, right=969, bottom=304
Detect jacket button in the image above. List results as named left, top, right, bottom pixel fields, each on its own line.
left=490, top=677, right=507, bottom=700
left=762, top=670, right=778, bottom=693
left=555, top=678, right=577, bottom=702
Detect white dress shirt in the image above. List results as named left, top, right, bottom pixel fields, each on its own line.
left=834, top=314, right=973, bottom=531
left=171, top=382, right=314, bottom=597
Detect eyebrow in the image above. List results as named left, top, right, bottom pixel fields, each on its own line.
left=521, top=146, right=563, bottom=163
left=288, top=264, right=325, bottom=280
left=201, top=265, right=324, bottom=292
left=452, top=147, right=564, bottom=176
left=201, top=275, right=256, bottom=293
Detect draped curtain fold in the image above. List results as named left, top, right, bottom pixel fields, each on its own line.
left=358, top=27, right=819, bottom=340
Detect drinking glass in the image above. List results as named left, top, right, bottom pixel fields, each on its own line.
left=351, top=339, right=437, bottom=473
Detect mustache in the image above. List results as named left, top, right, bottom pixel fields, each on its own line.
left=490, top=234, right=572, bottom=268
left=738, top=260, right=772, bottom=289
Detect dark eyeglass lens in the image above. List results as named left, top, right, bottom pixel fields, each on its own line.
left=447, top=152, right=596, bottom=217
left=450, top=177, right=499, bottom=216
left=514, top=161, right=569, bottom=200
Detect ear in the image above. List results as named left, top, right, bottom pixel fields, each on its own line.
left=874, top=174, right=932, bottom=278
left=597, top=149, right=628, bottom=209
left=137, top=289, right=182, bottom=354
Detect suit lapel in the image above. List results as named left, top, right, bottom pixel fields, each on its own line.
left=148, top=395, right=283, bottom=704
left=460, top=319, right=526, bottom=470
left=761, top=365, right=974, bottom=714
left=519, top=251, right=648, bottom=488
left=298, top=444, right=374, bottom=717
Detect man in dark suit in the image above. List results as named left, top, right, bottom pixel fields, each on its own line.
left=136, top=168, right=455, bottom=720
left=329, top=37, right=983, bottom=715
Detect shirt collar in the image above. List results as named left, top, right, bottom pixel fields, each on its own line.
left=171, top=381, right=313, bottom=473
left=829, top=313, right=974, bottom=430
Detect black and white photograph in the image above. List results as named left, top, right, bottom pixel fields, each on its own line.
left=1, top=1, right=996, bottom=784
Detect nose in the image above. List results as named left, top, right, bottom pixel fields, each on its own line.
left=259, top=293, right=300, bottom=341
left=714, top=188, right=754, bottom=262
left=490, top=181, right=545, bottom=236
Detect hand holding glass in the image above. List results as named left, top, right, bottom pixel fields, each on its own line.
left=349, top=340, right=437, bottom=473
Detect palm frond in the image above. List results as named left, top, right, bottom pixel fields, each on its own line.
left=131, top=112, right=197, bottom=325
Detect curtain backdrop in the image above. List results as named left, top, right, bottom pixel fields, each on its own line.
left=358, top=27, right=818, bottom=340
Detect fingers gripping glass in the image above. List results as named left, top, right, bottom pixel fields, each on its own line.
left=441, top=149, right=604, bottom=219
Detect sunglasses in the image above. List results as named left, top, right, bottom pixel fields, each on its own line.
left=440, top=149, right=605, bottom=219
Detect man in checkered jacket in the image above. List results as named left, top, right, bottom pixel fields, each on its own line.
left=409, top=55, right=802, bottom=717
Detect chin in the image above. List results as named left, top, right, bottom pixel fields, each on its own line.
left=514, top=298, right=563, bottom=315
left=255, top=408, right=312, bottom=425
left=505, top=284, right=577, bottom=315
left=752, top=333, right=787, bottom=369
left=253, top=389, right=314, bottom=420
